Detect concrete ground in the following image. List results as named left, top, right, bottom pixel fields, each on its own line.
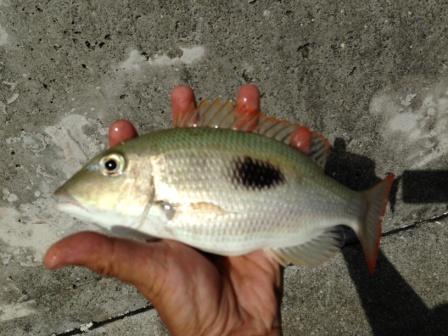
left=1, top=0, right=447, bottom=335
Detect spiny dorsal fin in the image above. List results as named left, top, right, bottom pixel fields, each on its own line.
left=255, top=116, right=331, bottom=168
left=175, top=98, right=331, bottom=167
left=267, top=227, right=344, bottom=267
left=175, top=98, right=235, bottom=128
left=255, top=115, right=296, bottom=144
left=199, top=98, right=235, bottom=128
left=308, top=131, right=332, bottom=168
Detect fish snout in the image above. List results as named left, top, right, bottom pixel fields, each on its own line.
left=54, top=185, right=82, bottom=208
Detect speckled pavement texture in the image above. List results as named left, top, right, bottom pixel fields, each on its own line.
left=0, top=1, right=447, bottom=335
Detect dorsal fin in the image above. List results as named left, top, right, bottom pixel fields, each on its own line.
left=175, top=98, right=235, bottom=128
left=175, top=98, right=331, bottom=167
left=308, top=131, right=331, bottom=168
left=199, top=98, right=235, bottom=128
left=267, top=227, right=344, bottom=267
left=255, top=115, right=296, bottom=143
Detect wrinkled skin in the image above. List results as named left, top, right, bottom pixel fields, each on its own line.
left=45, top=85, right=310, bottom=336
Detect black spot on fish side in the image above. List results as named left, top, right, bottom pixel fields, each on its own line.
left=233, top=156, right=285, bottom=190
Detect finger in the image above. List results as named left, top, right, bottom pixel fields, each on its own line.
left=171, top=85, right=197, bottom=127
left=234, top=84, right=261, bottom=131
left=44, top=231, right=168, bottom=298
left=289, top=126, right=312, bottom=155
left=108, top=120, right=138, bottom=147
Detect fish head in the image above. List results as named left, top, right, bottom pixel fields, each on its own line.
left=54, top=146, right=155, bottom=230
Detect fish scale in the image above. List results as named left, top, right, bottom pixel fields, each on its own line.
left=128, top=128, right=354, bottom=254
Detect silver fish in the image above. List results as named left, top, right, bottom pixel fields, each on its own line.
left=55, top=99, right=394, bottom=272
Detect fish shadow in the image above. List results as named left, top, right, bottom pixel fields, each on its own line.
left=324, top=138, right=392, bottom=244
left=342, top=246, right=448, bottom=336
left=324, top=138, right=448, bottom=335
left=324, top=138, right=382, bottom=192
left=326, top=138, right=448, bottom=205
left=401, top=169, right=448, bottom=204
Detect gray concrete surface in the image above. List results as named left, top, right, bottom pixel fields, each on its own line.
left=0, top=0, right=447, bottom=335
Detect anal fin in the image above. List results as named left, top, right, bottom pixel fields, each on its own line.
left=267, top=228, right=344, bottom=267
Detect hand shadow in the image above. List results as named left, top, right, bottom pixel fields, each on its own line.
left=325, top=138, right=448, bottom=335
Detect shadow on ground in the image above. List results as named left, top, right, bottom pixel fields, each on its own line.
left=326, top=138, right=448, bottom=204
left=325, top=138, right=448, bottom=335
left=343, top=247, right=448, bottom=336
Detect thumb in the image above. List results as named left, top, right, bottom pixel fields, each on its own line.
left=44, top=231, right=168, bottom=299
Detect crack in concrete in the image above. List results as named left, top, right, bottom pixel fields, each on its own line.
left=52, top=304, right=154, bottom=336
left=383, top=210, right=448, bottom=238
left=343, top=210, right=448, bottom=248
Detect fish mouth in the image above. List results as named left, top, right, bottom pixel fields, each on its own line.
left=54, top=186, right=85, bottom=211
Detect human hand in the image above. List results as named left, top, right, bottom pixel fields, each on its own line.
left=45, top=84, right=311, bottom=335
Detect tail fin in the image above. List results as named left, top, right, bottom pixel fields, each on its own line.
left=359, top=174, right=395, bottom=274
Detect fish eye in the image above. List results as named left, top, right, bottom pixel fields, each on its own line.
left=105, top=159, right=117, bottom=171
left=100, top=153, right=126, bottom=176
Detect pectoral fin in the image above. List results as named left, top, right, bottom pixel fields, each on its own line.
left=267, top=228, right=344, bottom=267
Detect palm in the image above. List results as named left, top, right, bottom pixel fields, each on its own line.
left=136, top=240, right=281, bottom=336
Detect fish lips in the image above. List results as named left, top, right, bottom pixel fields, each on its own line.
left=53, top=186, right=132, bottom=230
left=53, top=186, right=86, bottom=211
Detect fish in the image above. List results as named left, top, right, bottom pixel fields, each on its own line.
left=54, top=98, right=394, bottom=272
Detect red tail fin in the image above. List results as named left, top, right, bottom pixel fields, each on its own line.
left=359, top=174, right=395, bottom=273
